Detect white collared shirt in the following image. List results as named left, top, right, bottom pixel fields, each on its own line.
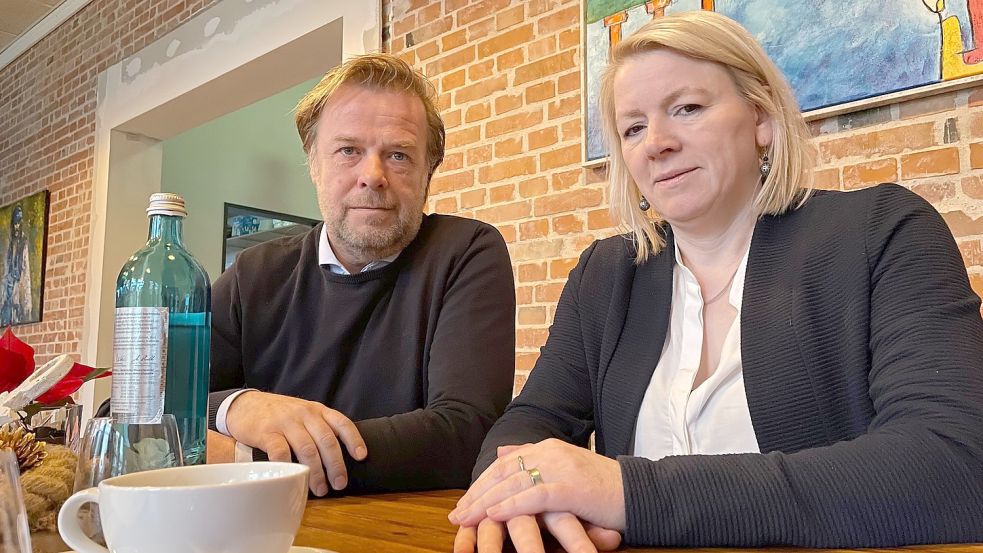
left=632, top=241, right=760, bottom=460
left=215, top=225, right=402, bottom=459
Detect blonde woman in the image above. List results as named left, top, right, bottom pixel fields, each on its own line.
left=450, top=10, right=983, bottom=553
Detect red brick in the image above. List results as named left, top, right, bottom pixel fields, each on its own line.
left=942, top=210, right=983, bottom=237
left=519, top=219, right=549, bottom=240
left=900, top=148, right=960, bottom=179
left=515, top=353, right=539, bottom=371
left=518, top=263, right=547, bottom=282
left=455, top=75, right=508, bottom=105
left=496, top=5, right=524, bottom=30
left=553, top=169, right=583, bottom=190
left=528, top=36, right=557, bottom=61
left=428, top=45, right=476, bottom=74
left=587, top=208, right=614, bottom=230
left=458, top=0, right=511, bottom=26
left=467, top=145, right=492, bottom=165
left=534, top=282, right=565, bottom=302
left=442, top=29, right=467, bottom=51
left=813, top=168, right=840, bottom=190
left=478, top=156, right=537, bottom=183
left=911, top=181, right=956, bottom=203
left=468, top=59, right=494, bottom=81
left=552, top=214, right=583, bottom=234
left=446, top=126, right=480, bottom=149
left=538, top=5, right=579, bottom=34
left=478, top=24, right=534, bottom=57
left=441, top=69, right=466, bottom=92
left=963, top=174, right=983, bottom=199
left=486, top=110, right=543, bottom=138
left=514, top=51, right=578, bottom=85
left=518, top=306, right=548, bottom=325
left=497, top=48, right=525, bottom=70
left=465, top=102, right=491, bottom=123
left=516, top=328, right=549, bottom=348
left=496, top=223, right=517, bottom=242
left=490, top=184, right=515, bottom=203
left=526, top=81, right=556, bottom=104
left=540, top=144, right=582, bottom=170
left=474, top=201, right=532, bottom=223
left=460, top=188, right=486, bottom=208
left=534, top=189, right=604, bottom=216
left=518, top=177, right=549, bottom=198
left=971, top=142, right=983, bottom=169
left=494, top=93, right=523, bottom=115
left=548, top=95, right=580, bottom=119
left=434, top=196, right=458, bottom=213
left=493, top=137, right=522, bottom=157
left=430, top=170, right=474, bottom=194
left=550, top=257, right=579, bottom=279
left=558, top=72, right=580, bottom=94
left=819, top=123, right=937, bottom=162
left=528, top=127, right=559, bottom=150
left=960, top=239, right=983, bottom=266
left=842, top=159, right=897, bottom=189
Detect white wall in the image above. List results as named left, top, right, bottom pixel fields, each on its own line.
left=161, top=77, right=322, bottom=281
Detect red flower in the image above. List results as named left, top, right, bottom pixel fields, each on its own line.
left=0, top=328, right=35, bottom=393
left=0, top=327, right=110, bottom=405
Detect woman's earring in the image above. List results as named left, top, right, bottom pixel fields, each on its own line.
left=639, top=198, right=650, bottom=211
left=760, top=154, right=771, bottom=177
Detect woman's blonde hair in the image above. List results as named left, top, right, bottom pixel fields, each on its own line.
left=295, top=53, right=445, bottom=181
left=599, top=10, right=814, bottom=262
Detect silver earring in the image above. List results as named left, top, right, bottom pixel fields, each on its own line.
left=760, top=154, right=771, bottom=177
left=639, top=198, right=650, bottom=211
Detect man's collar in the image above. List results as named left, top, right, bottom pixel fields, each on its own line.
left=318, top=225, right=400, bottom=275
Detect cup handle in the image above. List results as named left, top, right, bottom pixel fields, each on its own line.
left=58, top=487, right=110, bottom=553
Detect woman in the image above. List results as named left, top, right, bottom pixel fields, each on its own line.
left=450, top=10, right=983, bottom=553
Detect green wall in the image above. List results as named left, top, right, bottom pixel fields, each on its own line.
left=161, top=77, right=322, bottom=281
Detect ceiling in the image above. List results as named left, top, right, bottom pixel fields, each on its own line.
left=0, top=0, right=65, bottom=53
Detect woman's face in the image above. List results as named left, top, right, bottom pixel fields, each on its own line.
left=613, top=49, right=772, bottom=234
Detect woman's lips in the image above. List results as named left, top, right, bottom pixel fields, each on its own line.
left=655, top=167, right=697, bottom=186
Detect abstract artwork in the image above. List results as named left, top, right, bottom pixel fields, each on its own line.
left=0, top=191, right=49, bottom=326
left=584, top=0, right=983, bottom=161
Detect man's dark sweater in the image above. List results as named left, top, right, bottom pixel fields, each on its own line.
left=208, top=214, right=515, bottom=492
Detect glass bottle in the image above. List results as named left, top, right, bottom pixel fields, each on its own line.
left=111, top=193, right=210, bottom=465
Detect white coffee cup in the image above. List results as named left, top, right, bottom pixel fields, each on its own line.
left=58, top=461, right=309, bottom=553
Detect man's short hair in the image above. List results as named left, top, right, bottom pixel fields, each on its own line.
left=295, top=53, right=445, bottom=181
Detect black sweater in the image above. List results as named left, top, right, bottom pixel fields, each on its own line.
left=476, top=184, right=983, bottom=547
left=209, top=214, right=515, bottom=492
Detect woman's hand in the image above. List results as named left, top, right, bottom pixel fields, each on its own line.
left=453, top=512, right=622, bottom=553
left=449, top=439, right=626, bottom=531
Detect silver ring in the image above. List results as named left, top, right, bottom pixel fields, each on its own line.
left=517, top=455, right=526, bottom=472
left=527, top=468, right=542, bottom=486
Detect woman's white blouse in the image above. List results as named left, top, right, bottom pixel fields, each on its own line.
left=632, top=242, right=760, bottom=461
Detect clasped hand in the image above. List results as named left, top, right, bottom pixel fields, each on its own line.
left=226, top=390, right=367, bottom=496
left=449, top=439, right=626, bottom=553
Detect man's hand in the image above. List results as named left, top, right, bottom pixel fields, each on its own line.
left=225, top=390, right=367, bottom=496
left=453, top=513, right=622, bottom=553
left=206, top=430, right=235, bottom=463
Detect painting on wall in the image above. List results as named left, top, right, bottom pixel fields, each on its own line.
left=583, top=0, right=983, bottom=161
left=0, top=191, right=49, bottom=327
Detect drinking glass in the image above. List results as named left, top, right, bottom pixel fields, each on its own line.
left=71, top=415, right=184, bottom=544
left=0, top=450, right=31, bottom=553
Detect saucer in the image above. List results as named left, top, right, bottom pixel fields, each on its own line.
left=65, top=545, right=338, bottom=553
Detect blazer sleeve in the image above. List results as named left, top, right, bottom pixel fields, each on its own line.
left=619, top=187, right=983, bottom=547
left=472, top=241, right=602, bottom=479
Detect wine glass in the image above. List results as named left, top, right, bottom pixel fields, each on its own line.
left=0, top=450, right=31, bottom=553
left=71, top=415, right=184, bottom=544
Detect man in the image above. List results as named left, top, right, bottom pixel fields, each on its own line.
left=207, top=54, right=516, bottom=497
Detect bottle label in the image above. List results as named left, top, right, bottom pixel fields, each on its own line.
left=112, top=306, right=169, bottom=424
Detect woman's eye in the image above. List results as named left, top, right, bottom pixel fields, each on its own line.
left=677, top=104, right=701, bottom=115
left=624, top=124, right=644, bottom=137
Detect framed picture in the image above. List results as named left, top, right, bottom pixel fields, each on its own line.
left=221, top=203, right=320, bottom=272
left=583, top=0, right=983, bottom=163
left=0, top=190, right=49, bottom=326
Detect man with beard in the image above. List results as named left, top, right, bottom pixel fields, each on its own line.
left=206, top=54, right=516, bottom=496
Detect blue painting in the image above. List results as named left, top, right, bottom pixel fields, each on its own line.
left=584, top=0, right=983, bottom=161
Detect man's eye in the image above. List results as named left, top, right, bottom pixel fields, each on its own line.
left=392, top=152, right=407, bottom=161
left=339, top=147, right=356, bottom=156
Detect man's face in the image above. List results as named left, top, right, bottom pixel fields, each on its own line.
left=309, top=84, right=430, bottom=269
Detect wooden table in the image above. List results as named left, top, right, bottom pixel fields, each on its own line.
left=294, top=489, right=983, bottom=553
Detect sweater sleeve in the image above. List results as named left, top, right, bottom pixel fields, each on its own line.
left=342, top=223, right=516, bottom=492
left=620, top=186, right=983, bottom=547
left=207, top=262, right=246, bottom=430
left=472, top=242, right=601, bottom=479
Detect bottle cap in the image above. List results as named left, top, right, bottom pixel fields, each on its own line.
left=147, top=193, right=188, bottom=217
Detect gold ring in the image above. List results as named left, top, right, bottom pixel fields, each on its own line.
left=517, top=455, right=526, bottom=472
left=527, top=468, right=542, bottom=486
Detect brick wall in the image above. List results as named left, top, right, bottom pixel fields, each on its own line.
left=1, top=0, right=980, bottom=390
left=383, top=0, right=983, bottom=393
left=0, top=0, right=216, bottom=360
